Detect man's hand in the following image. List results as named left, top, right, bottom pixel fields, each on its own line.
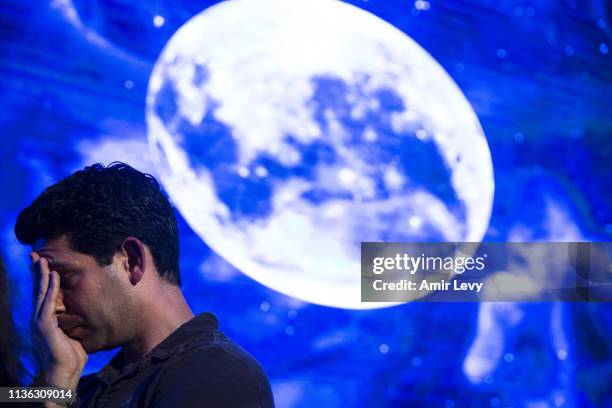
left=31, top=252, right=88, bottom=392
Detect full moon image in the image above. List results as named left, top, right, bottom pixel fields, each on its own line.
left=145, top=0, right=494, bottom=309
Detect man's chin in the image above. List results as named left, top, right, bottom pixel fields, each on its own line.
left=75, top=335, right=102, bottom=354
left=80, top=338, right=119, bottom=354
left=66, top=327, right=104, bottom=353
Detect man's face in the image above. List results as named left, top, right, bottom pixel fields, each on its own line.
left=33, top=235, right=135, bottom=353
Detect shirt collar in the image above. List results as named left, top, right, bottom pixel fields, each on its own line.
left=96, top=313, right=219, bottom=385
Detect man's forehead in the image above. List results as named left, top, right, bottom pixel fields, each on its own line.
left=32, top=236, right=78, bottom=265
left=32, top=236, right=70, bottom=253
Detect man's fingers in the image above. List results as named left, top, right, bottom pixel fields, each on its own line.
left=40, top=270, right=60, bottom=320
left=32, top=254, right=50, bottom=318
left=37, top=258, right=50, bottom=317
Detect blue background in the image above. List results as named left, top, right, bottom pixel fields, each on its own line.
left=1, top=0, right=611, bottom=406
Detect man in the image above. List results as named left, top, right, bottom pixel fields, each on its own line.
left=15, top=162, right=274, bottom=408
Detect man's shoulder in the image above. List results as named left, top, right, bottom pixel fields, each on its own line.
left=153, top=333, right=274, bottom=407
left=165, top=331, right=268, bottom=382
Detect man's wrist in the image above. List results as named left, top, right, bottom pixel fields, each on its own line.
left=43, top=368, right=81, bottom=391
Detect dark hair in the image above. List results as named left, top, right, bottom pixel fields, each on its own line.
left=0, top=256, right=28, bottom=386
left=14, top=162, right=180, bottom=285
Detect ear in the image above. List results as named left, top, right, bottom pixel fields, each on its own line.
left=121, top=237, right=147, bottom=285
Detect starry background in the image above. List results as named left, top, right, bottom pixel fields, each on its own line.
left=0, top=0, right=611, bottom=407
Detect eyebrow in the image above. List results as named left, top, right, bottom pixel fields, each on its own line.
left=46, top=261, right=78, bottom=271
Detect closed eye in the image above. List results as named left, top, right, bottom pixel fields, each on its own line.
left=57, top=271, right=76, bottom=289
left=59, top=276, right=71, bottom=288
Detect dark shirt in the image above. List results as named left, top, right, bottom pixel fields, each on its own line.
left=76, top=313, right=274, bottom=408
